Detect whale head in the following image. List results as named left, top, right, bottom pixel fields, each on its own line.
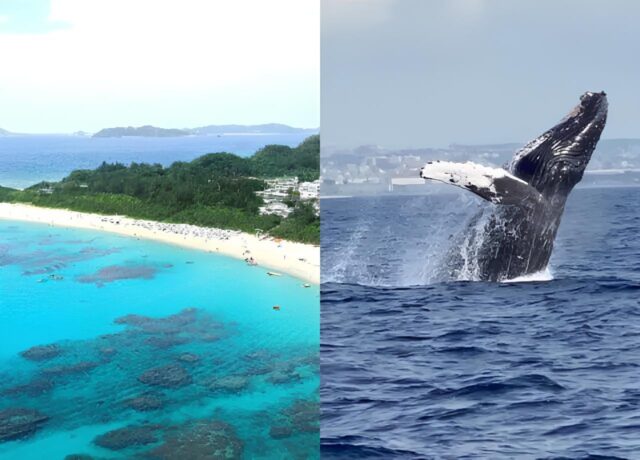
left=509, top=91, right=607, bottom=200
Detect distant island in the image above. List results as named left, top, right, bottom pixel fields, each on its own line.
left=92, top=123, right=318, bottom=138
left=190, top=123, right=318, bottom=135
left=0, top=128, right=12, bottom=136
left=93, top=126, right=190, bottom=138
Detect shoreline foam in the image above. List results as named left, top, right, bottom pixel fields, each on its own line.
left=0, top=203, right=319, bottom=284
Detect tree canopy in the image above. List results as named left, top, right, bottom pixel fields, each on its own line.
left=1, top=136, right=320, bottom=244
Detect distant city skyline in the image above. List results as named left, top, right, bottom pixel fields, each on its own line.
left=322, top=0, right=640, bottom=149
left=0, top=0, right=319, bottom=133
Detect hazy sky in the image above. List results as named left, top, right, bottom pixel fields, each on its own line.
left=0, top=0, right=319, bottom=133
left=322, top=0, right=640, bottom=149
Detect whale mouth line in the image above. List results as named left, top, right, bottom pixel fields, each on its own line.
left=553, top=94, right=607, bottom=149
left=506, top=91, right=608, bottom=189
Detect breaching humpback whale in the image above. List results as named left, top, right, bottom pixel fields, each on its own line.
left=420, top=91, right=608, bottom=281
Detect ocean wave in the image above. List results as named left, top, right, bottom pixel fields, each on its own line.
left=322, top=189, right=640, bottom=458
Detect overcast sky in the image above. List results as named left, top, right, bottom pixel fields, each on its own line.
left=322, top=0, right=640, bottom=149
left=0, top=0, right=319, bottom=133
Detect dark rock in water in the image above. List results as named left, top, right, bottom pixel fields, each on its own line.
left=77, top=265, right=158, bottom=286
left=0, top=408, right=49, bottom=442
left=4, top=378, right=54, bottom=397
left=115, top=308, right=198, bottom=334
left=244, top=365, right=271, bottom=376
left=144, top=420, right=243, bottom=459
left=99, top=347, right=117, bottom=358
left=64, top=455, right=95, bottom=460
left=19, top=344, right=61, bottom=361
left=114, top=313, right=151, bottom=327
left=296, top=353, right=320, bottom=367
left=94, top=425, right=160, bottom=450
left=138, top=364, right=192, bottom=388
left=205, top=375, right=249, bottom=393
left=145, top=335, right=189, bottom=349
left=262, top=400, right=320, bottom=441
left=198, top=333, right=221, bottom=343
left=124, top=394, right=164, bottom=412
left=41, top=361, right=99, bottom=377
left=285, top=400, right=319, bottom=431
left=176, top=352, right=200, bottom=363
left=267, top=369, right=301, bottom=385
left=269, top=425, right=293, bottom=439
left=243, top=350, right=275, bottom=361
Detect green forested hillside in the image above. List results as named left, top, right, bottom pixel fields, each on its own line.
left=0, top=136, right=320, bottom=244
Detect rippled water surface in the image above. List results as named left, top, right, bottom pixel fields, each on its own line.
left=321, top=187, right=640, bottom=459
left=0, top=221, right=319, bottom=459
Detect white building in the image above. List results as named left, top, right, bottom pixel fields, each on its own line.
left=259, top=202, right=291, bottom=218
left=256, top=176, right=320, bottom=217
left=264, top=177, right=298, bottom=194
left=256, top=177, right=299, bottom=202
left=299, top=180, right=320, bottom=200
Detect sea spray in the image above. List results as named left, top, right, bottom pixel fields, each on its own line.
left=321, top=192, right=483, bottom=287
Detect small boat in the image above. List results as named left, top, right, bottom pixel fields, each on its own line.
left=272, top=305, right=281, bottom=311
left=303, top=283, right=311, bottom=288
left=267, top=272, right=282, bottom=277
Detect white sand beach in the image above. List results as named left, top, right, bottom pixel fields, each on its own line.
left=0, top=203, right=319, bottom=284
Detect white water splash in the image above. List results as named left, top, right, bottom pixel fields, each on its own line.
left=323, top=193, right=552, bottom=287
left=452, top=207, right=493, bottom=281
left=324, top=219, right=368, bottom=283
left=501, top=267, right=554, bottom=283
left=408, top=192, right=483, bottom=285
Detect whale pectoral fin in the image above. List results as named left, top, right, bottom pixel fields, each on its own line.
left=420, top=161, right=543, bottom=206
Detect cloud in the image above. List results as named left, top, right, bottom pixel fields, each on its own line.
left=323, top=0, right=394, bottom=31
left=0, top=0, right=319, bottom=131
left=0, top=0, right=69, bottom=34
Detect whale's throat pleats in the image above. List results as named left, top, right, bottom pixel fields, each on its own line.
left=511, top=142, right=549, bottom=185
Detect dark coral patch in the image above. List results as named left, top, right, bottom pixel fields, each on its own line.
left=19, top=344, right=62, bottom=362
left=205, top=375, right=250, bottom=394
left=124, top=394, right=164, bottom=412
left=77, top=265, right=158, bottom=286
left=41, top=361, right=99, bottom=378
left=3, top=378, right=55, bottom=397
left=145, top=335, right=190, bottom=349
left=144, top=420, right=243, bottom=460
left=94, top=425, right=160, bottom=450
left=176, top=352, right=200, bottom=363
left=138, top=364, right=192, bottom=388
left=0, top=408, right=49, bottom=442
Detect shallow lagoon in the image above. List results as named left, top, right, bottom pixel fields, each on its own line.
left=0, top=220, right=319, bottom=459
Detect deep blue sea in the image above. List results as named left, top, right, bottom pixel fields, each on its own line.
left=321, top=187, right=640, bottom=459
left=0, top=133, right=311, bottom=189
left=0, top=221, right=319, bottom=459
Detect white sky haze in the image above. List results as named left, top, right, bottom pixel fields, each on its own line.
left=0, top=0, right=319, bottom=133
left=322, top=0, right=640, bottom=148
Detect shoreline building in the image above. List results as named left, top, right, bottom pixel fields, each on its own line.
left=257, top=177, right=320, bottom=217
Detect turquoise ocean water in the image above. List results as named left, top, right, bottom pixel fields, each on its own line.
left=0, top=220, right=319, bottom=459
